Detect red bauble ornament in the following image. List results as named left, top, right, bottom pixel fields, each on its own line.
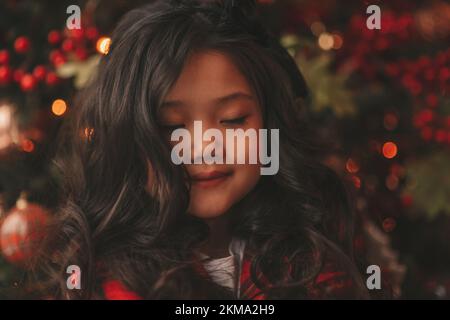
left=45, top=72, right=59, bottom=86
left=20, top=74, right=37, bottom=91
left=48, top=30, right=62, bottom=45
left=14, top=36, right=31, bottom=54
left=33, top=65, right=47, bottom=82
left=0, top=50, right=10, bottom=65
left=0, top=201, right=49, bottom=265
left=0, top=66, right=12, bottom=85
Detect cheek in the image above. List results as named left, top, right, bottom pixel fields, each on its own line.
left=187, top=164, right=261, bottom=218
left=223, top=163, right=262, bottom=209
left=233, top=164, right=261, bottom=192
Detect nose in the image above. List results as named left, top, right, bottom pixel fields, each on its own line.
left=189, top=120, right=224, bottom=164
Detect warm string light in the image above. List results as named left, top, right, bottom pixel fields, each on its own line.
left=83, top=127, right=94, bottom=141
left=96, top=37, right=111, bottom=55
left=346, top=158, right=360, bottom=173
left=312, top=21, right=344, bottom=51
left=332, top=34, right=343, bottom=49
left=21, top=138, right=34, bottom=153
left=351, top=175, right=361, bottom=189
left=348, top=141, right=400, bottom=193
left=382, top=141, right=398, bottom=159
left=318, top=32, right=334, bottom=51
left=382, top=217, right=397, bottom=232
left=310, top=21, right=325, bottom=36
left=51, top=99, right=67, bottom=116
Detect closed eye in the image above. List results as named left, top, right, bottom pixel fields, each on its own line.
left=220, top=115, right=248, bottom=125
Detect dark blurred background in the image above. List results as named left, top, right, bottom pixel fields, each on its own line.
left=0, top=0, right=449, bottom=299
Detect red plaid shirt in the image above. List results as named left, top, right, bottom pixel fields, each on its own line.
left=102, top=251, right=356, bottom=300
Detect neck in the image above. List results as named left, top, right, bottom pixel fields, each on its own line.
left=198, top=214, right=233, bottom=259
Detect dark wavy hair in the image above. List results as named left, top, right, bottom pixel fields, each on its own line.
left=32, top=0, right=369, bottom=299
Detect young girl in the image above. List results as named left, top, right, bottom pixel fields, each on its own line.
left=36, top=0, right=369, bottom=299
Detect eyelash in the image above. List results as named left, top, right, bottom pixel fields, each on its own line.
left=161, top=116, right=249, bottom=131
left=220, top=115, right=248, bottom=125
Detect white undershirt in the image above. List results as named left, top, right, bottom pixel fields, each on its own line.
left=197, top=238, right=246, bottom=298
left=202, top=255, right=236, bottom=291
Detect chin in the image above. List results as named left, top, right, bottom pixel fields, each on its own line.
left=188, top=201, right=232, bottom=219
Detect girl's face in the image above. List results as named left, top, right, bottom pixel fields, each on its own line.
left=156, top=51, right=264, bottom=219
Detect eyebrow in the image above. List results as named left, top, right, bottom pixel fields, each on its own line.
left=161, top=92, right=254, bottom=108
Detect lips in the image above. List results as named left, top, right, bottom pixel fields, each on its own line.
left=189, top=170, right=232, bottom=188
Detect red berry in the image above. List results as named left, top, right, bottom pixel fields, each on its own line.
left=70, top=28, right=85, bottom=40
left=48, top=30, right=62, bottom=45
left=437, top=52, right=447, bottom=66
left=20, top=74, right=37, bottom=91
left=420, top=127, right=433, bottom=141
left=0, top=66, right=12, bottom=85
left=49, top=49, right=60, bottom=60
left=435, top=129, right=447, bottom=143
left=13, top=69, right=25, bottom=83
left=86, top=27, right=99, bottom=41
left=75, top=47, right=88, bottom=60
left=33, top=65, right=47, bottom=82
left=417, top=56, right=431, bottom=69
left=420, top=109, right=434, bottom=123
left=14, top=36, right=31, bottom=54
left=54, top=56, right=66, bottom=67
left=385, top=63, right=399, bottom=77
left=401, top=194, right=413, bottom=208
left=62, top=39, right=75, bottom=52
left=49, top=50, right=66, bottom=67
left=374, top=37, right=389, bottom=51
left=46, top=72, right=59, bottom=86
left=0, top=50, right=10, bottom=64
left=426, top=94, right=438, bottom=108
left=424, top=68, right=435, bottom=81
left=439, top=68, right=450, bottom=82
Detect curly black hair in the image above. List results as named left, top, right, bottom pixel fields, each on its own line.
left=32, top=0, right=368, bottom=299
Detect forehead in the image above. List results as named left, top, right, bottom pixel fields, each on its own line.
left=164, top=51, right=253, bottom=104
